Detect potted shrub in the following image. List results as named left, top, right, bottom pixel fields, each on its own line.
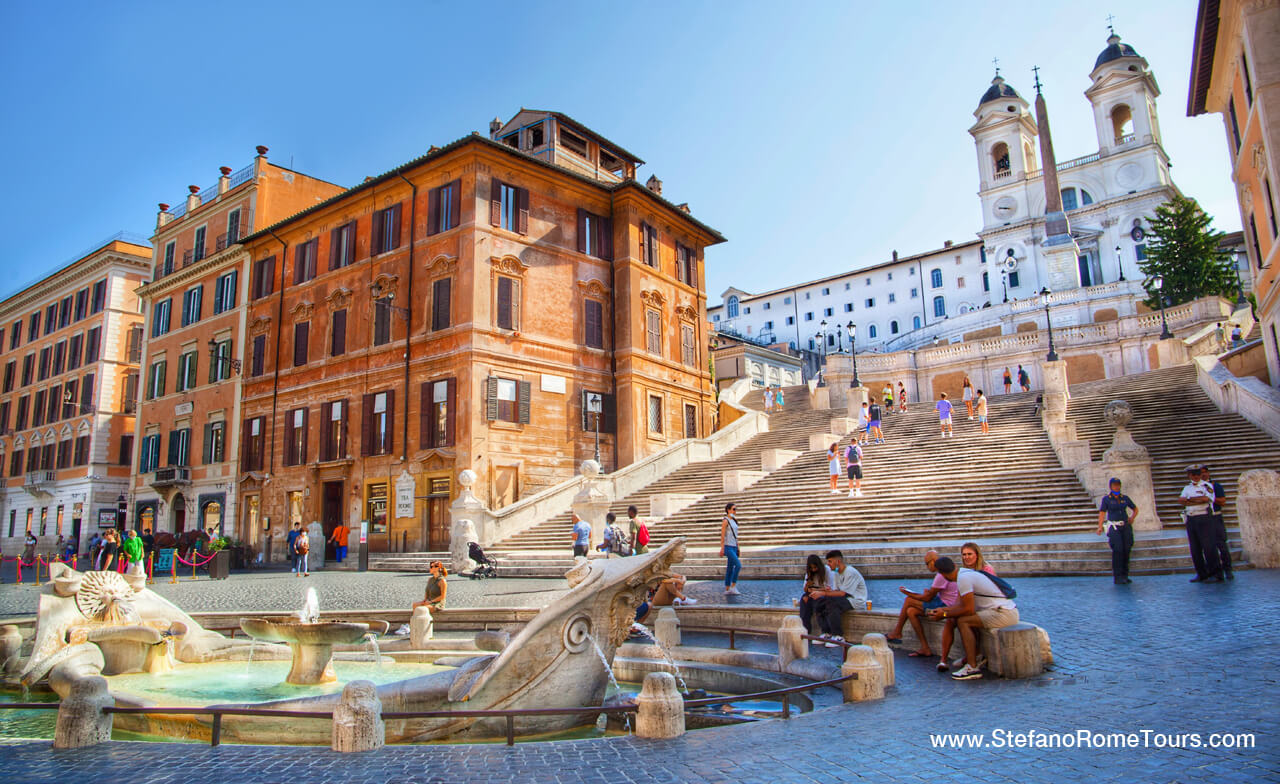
left=207, top=536, right=232, bottom=580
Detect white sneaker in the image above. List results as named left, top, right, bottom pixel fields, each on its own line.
left=848, top=490, right=856, bottom=498
left=855, top=489, right=863, bottom=498
left=683, top=598, right=697, bottom=605
left=726, top=587, right=741, bottom=595
left=951, top=664, right=983, bottom=680
left=830, top=489, right=841, bottom=495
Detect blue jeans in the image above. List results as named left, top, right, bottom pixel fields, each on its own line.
left=723, top=546, right=741, bottom=587
left=335, top=545, right=348, bottom=563
left=293, top=553, right=307, bottom=573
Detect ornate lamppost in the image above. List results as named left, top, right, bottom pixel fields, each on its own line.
left=1153, top=276, right=1173, bottom=339
left=1042, top=290, right=1059, bottom=362
left=847, top=321, right=859, bottom=387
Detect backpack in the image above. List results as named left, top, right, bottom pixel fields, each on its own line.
left=977, top=571, right=1016, bottom=599
left=636, top=522, right=650, bottom=547
left=844, top=444, right=861, bottom=464
left=609, top=526, right=630, bottom=555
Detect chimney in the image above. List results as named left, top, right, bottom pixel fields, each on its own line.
left=186, top=184, right=201, bottom=214
left=645, top=174, right=663, bottom=195
left=489, top=117, right=502, bottom=138
left=676, top=203, right=691, bottom=213
left=256, top=145, right=269, bottom=158
left=217, top=165, right=232, bottom=195
left=943, top=240, right=953, bottom=248
left=892, top=250, right=899, bottom=262
left=157, top=203, right=172, bottom=229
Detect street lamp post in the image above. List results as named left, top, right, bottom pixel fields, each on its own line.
left=207, top=338, right=242, bottom=376
left=1153, top=276, right=1174, bottom=339
left=835, top=324, right=844, bottom=354
left=586, top=392, right=603, bottom=465
left=1001, top=269, right=1009, bottom=303
left=816, top=320, right=828, bottom=387
left=1115, top=244, right=1125, bottom=282
left=1232, top=251, right=1248, bottom=306
left=847, top=321, right=859, bottom=387
left=1043, top=291, right=1059, bottom=362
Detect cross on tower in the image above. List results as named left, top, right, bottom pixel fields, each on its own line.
left=1106, top=14, right=1116, bottom=34
left=992, top=56, right=1000, bottom=76
left=1032, top=65, right=1043, bottom=94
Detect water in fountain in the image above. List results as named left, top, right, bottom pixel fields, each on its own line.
left=244, top=640, right=258, bottom=674
left=585, top=633, right=630, bottom=734
left=298, top=587, right=320, bottom=624
left=363, top=633, right=382, bottom=666
left=630, top=625, right=689, bottom=694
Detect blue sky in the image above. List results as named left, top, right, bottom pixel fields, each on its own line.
left=0, top=0, right=1235, bottom=304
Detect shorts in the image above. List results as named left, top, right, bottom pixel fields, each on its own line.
left=923, top=595, right=946, bottom=610
left=940, top=416, right=952, bottom=425
left=978, top=415, right=988, bottom=423
left=976, top=606, right=1020, bottom=629
left=573, top=544, right=589, bottom=557
left=869, top=419, right=881, bottom=429
left=847, top=464, right=862, bottom=480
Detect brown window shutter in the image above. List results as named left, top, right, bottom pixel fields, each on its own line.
left=517, top=187, right=529, bottom=235
left=319, top=402, right=332, bottom=459
left=449, top=179, right=461, bottom=230
left=517, top=380, right=531, bottom=424
left=432, top=278, right=451, bottom=331
left=293, top=322, right=309, bottom=367
left=444, top=377, right=456, bottom=446
left=242, top=421, right=250, bottom=466
left=427, top=187, right=440, bottom=236
left=361, top=394, right=374, bottom=456
left=580, top=390, right=590, bottom=430
left=485, top=377, right=498, bottom=421
left=603, top=393, right=616, bottom=433
left=371, top=209, right=384, bottom=255
left=585, top=299, right=602, bottom=348
left=496, top=277, right=512, bottom=330
left=331, top=309, right=347, bottom=356
left=285, top=414, right=295, bottom=465
left=601, top=217, right=613, bottom=260
left=385, top=389, right=395, bottom=453
left=293, top=244, right=305, bottom=285
left=265, top=257, right=276, bottom=295
left=419, top=381, right=431, bottom=448
left=639, top=223, right=648, bottom=264
left=339, top=398, right=349, bottom=457
left=329, top=228, right=340, bottom=270
left=255, top=418, right=266, bottom=469
left=301, top=407, right=309, bottom=464
left=390, top=203, right=402, bottom=250
left=576, top=209, right=587, bottom=253
left=489, top=177, right=502, bottom=226
left=511, top=279, right=521, bottom=330
left=345, top=222, right=357, bottom=263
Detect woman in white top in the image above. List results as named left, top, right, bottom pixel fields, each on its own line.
left=962, top=375, right=975, bottom=419
left=721, top=502, right=741, bottom=595
left=827, top=443, right=841, bottom=494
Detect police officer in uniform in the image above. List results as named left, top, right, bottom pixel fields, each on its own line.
left=1096, top=478, right=1138, bottom=584
left=1198, top=464, right=1233, bottom=581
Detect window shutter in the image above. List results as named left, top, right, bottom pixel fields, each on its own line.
left=187, top=353, right=198, bottom=390
left=202, top=423, right=212, bottom=464
left=361, top=394, right=374, bottom=456
left=581, top=390, right=590, bottom=430
left=255, top=419, right=265, bottom=469
left=485, top=377, right=498, bottom=421
left=167, top=430, right=179, bottom=466
left=329, top=228, right=341, bottom=270
left=301, top=407, right=309, bottom=464
left=345, top=223, right=357, bottom=264
left=420, top=382, right=431, bottom=448
left=427, top=187, right=440, bottom=235
left=517, top=187, right=529, bottom=235
left=266, top=257, right=276, bottom=296
left=517, top=380, right=531, bottom=424
left=448, top=179, right=461, bottom=230
left=585, top=299, right=602, bottom=348
left=331, top=309, right=347, bottom=356
left=601, top=217, right=613, bottom=260
left=319, top=402, right=332, bottom=459
left=371, top=209, right=384, bottom=255
left=433, top=278, right=451, bottom=331
left=511, top=279, right=521, bottom=331
left=576, top=209, right=587, bottom=253
left=339, top=398, right=349, bottom=457
left=390, top=203, right=402, bottom=250
left=385, top=390, right=395, bottom=453
left=444, top=377, right=456, bottom=446
left=603, top=393, right=617, bottom=434
left=294, top=244, right=307, bottom=284
left=489, top=178, right=503, bottom=226
left=252, top=335, right=265, bottom=376
left=496, top=277, right=512, bottom=330
left=294, top=322, right=309, bottom=367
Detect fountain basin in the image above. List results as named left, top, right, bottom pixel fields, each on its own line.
left=239, top=619, right=371, bottom=684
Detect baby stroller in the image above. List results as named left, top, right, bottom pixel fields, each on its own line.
left=467, top=541, right=499, bottom=579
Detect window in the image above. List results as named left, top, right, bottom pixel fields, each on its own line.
left=38, top=347, right=49, bottom=381
left=331, top=309, right=347, bottom=356
left=251, top=257, right=276, bottom=300
left=577, top=209, right=613, bottom=260
left=329, top=221, right=357, bottom=270
left=73, top=435, right=89, bottom=467
left=29, top=311, right=40, bottom=341
left=822, top=287, right=830, bottom=296
left=1265, top=178, right=1278, bottom=238
left=167, top=428, right=191, bottom=467
left=226, top=208, right=242, bottom=245
left=122, top=371, right=138, bottom=413
left=146, top=360, right=166, bottom=399
left=45, top=303, right=57, bottom=335
left=2, top=361, right=12, bottom=393
left=250, top=335, right=266, bottom=376
left=1242, top=50, right=1253, bottom=104
left=865, top=278, right=871, bottom=286
left=0, top=401, right=6, bottom=432
left=371, top=203, right=402, bottom=255
left=68, top=334, right=82, bottom=371
left=84, top=327, right=100, bottom=364
left=113, top=434, right=130, bottom=466
left=320, top=400, right=347, bottom=461
left=646, top=310, right=662, bottom=354
left=45, top=384, right=59, bottom=423
left=431, top=279, right=451, bottom=332
left=913, top=315, right=921, bottom=330
left=362, top=391, right=394, bottom=456
left=785, top=316, right=795, bottom=325
left=783, top=296, right=791, bottom=305
left=1249, top=214, right=1262, bottom=267
left=486, top=377, right=529, bottom=424
left=930, top=269, right=942, bottom=288
left=293, top=239, right=318, bottom=284
left=59, top=297, right=72, bottom=329
left=206, top=339, right=232, bottom=383
left=421, top=378, right=456, bottom=448
left=887, top=272, right=893, bottom=281
left=176, top=350, right=198, bottom=392
left=681, top=323, right=696, bottom=366
left=182, top=286, right=203, bottom=327
left=888, top=293, right=896, bottom=303
left=647, top=394, right=663, bottom=434
left=285, top=408, right=308, bottom=466
left=1228, top=97, right=1241, bottom=152
left=640, top=223, right=659, bottom=267
left=9, top=320, right=19, bottom=350
left=54, top=439, right=70, bottom=470
left=890, top=320, right=899, bottom=334
left=823, top=307, right=833, bottom=317
left=804, top=312, right=814, bottom=321
left=128, top=326, right=143, bottom=363
left=15, top=396, right=27, bottom=431
left=868, top=325, right=877, bottom=339
left=373, top=297, right=392, bottom=346
left=684, top=403, right=698, bottom=439
left=805, top=292, right=811, bottom=300
left=763, top=302, right=771, bottom=310
left=242, top=417, right=265, bottom=472
left=53, top=341, right=65, bottom=376
left=490, top=179, right=529, bottom=235
left=9, top=451, right=20, bottom=477
left=763, top=320, right=774, bottom=330
left=933, top=296, right=946, bottom=318
left=726, top=296, right=740, bottom=318
left=584, top=299, right=604, bottom=349
left=561, top=127, right=588, bottom=156
left=580, top=390, right=616, bottom=434
left=843, top=303, right=853, bottom=312
left=91, top=280, right=106, bottom=313
left=293, top=322, right=309, bottom=367
left=214, top=270, right=238, bottom=313
left=193, top=226, right=207, bottom=263
left=139, top=434, right=161, bottom=473
left=203, top=421, right=225, bottom=464
left=743, top=307, right=751, bottom=315
left=161, top=242, right=176, bottom=276
left=1009, top=271, right=1021, bottom=288
left=152, top=299, right=171, bottom=337
left=428, top=180, right=461, bottom=235
left=496, top=277, right=521, bottom=331
left=844, top=282, right=851, bottom=290
left=865, top=298, right=874, bottom=308
left=957, top=277, right=966, bottom=289
left=676, top=244, right=696, bottom=286
left=982, top=271, right=990, bottom=292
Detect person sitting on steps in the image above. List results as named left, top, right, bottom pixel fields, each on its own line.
left=797, top=554, right=833, bottom=636
left=927, top=556, right=1020, bottom=680
left=886, top=550, right=957, bottom=660
left=810, top=550, right=867, bottom=648
left=412, top=561, right=448, bottom=612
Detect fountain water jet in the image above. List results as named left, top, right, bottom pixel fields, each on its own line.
left=240, top=589, right=369, bottom=685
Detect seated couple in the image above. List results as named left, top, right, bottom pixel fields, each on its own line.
left=798, top=551, right=867, bottom=648
left=885, top=544, right=1018, bottom=680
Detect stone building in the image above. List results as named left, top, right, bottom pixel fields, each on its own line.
left=129, top=149, right=343, bottom=542
left=0, top=235, right=151, bottom=554
left=1189, top=0, right=1280, bottom=384
left=236, top=111, right=722, bottom=557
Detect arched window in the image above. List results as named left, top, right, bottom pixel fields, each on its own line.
left=912, top=315, right=921, bottom=330
left=726, top=295, right=739, bottom=319
left=933, top=296, right=946, bottom=318
left=1081, top=189, right=1093, bottom=205
left=992, top=142, right=1010, bottom=175
left=930, top=269, right=942, bottom=288
left=868, top=325, right=877, bottom=339
left=1060, top=188, right=1078, bottom=211
left=1111, top=104, right=1133, bottom=143
left=890, top=320, right=899, bottom=334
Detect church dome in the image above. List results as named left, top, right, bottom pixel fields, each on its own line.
left=1094, top=34, right=1140, bottom=69
left=978, top=76, right=1021, bottom=109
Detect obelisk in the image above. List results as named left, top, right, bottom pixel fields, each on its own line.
left=1033, top=67, right=1081, bottom=292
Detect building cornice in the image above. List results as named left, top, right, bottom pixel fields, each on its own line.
left=135, top=247, right=249, bottom=300
left=0, top=253, right=150, bottom=318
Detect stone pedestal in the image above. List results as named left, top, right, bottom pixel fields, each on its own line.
left=1, top=625, right=22, bottom=675
left=650, top=493, right=703, bottom=519
left=655, top=607, right=681, bottom=649
left=1155, top=336, right=1187, bottom=368
left=760, top=449, right=801, bottom=472
left=812, top=386, right=831, bottom=410
left=450, top=518, right=479, bottom=575
left=985, top=623, right=1044, bottom=679
left=808, top=433, right=840, bottom=452
left=1040, top=359, right=1070, bottom=424
left=450, top=469, right=495, bottom=546
left=861, top=633, right=894, bottom=687
left=841, top=645, right=884, bottom=702
left=331, top=680, right=385, bottom=752
left=777, top=615, right=808, bottom=671
left=1041, top=230, right=1082, bottom=293
left=54, top=675, right=113, bottom=748
left=829, top=418, right=858, bottom=436
left=1237, top=469, right=1280, bottom=568
left=410, top=606, right=434, bottom=647
left=823, top=367, right=852, bottom=409
left=722, top=470, right=768, bottom=493
left=1097, top=400, right=1161, bottom=530
left=847, top=386, right=869, bottom=419
left=307, top=522, right=326, bottom=571
left=571, top=460, right=612, bottom=552
left=635, top=672, right=685, bottom=739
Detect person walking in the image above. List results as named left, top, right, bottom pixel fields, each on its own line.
left=857, top=401, right=870, bottom=445
left=775, top=386, right=785, bottom=410
left=293, top=527, right=310, bottom=577
left=1179, top=465, right=1222, bottom=583
left=881, top=384, right=894, bottom=418
left=1214, top=322, right=1227, bottom=352
left=1230, top=323, right=1243, bottom=348
left=867, top=399, right=885, bottom=444
left=962, top=376, right=975, bottom=419
left=122, top=530, right=145, bottom=578
left=99, top=530, right=119, bottom=572
left=844, top=439, right=864, bottom=498
left=328, top=522, right=350, bottom=564
left=1096, top=478, right=1138, bottom=584
left=1199, top=465, right=1233, bottom=580
left=287, top=522, right=302, bottom=573
left=570, top=512, right=591, bottom=558
left=763, top=386, right=774, bottom=412
left=627, top=505, right=649, bottom=555
left=22, top=531, right=38, bottom=565
left=1002, top=367, right=1013, bottom=394
left=1017, top=364, right=1031, bottom=392
left=720, top=502, right=741, bottom=595
left=827, top=443, right=842, bottom=495
left=897, top=382, right=907, bottom=413
left=936, top=392, right=954, bottom=438
left=975, top=389, right=989, bottom=435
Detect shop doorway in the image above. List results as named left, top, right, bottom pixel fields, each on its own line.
left=322, top=481, right=344, bottom=559
left=172, top=495, right=186, bottom=534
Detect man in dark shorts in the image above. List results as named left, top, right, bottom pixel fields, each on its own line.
left=1199, top=465, right=1232, bottom=580
left=1096, top=478, right=1138, bottom=584
left=867, top=401, right=884, bottom=444
left=1017, top=365, right=1031, bottom=392
left=844, top=441, right=864, bottom=498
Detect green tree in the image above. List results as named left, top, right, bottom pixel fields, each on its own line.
left=1136, top=194, right=1236, bottom=307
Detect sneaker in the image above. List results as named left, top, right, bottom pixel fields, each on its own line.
left=683, top=598, right=697, bottom=605
left=848, top=490, right=857, bottom=498
left=824, top=638, right=838, bottom=648
left=830, top=635, right=845, bottom=647
left=855, top=489, right=863, bottom=498
left=830, top=489, right=841, bottom=495
left=726, top=587, right=741, bottom=595
left=936, top=660, right=950, bottom=672
left=951, top=664, right=983, bottom=680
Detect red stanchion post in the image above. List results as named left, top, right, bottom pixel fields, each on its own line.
left=147, top=551, right=154, bottom=584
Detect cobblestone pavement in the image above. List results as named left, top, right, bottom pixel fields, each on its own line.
left=2, top=569, right=1277, bottom=782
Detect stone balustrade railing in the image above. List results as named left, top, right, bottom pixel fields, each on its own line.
left=1195, top=354, right=1280, bottom=442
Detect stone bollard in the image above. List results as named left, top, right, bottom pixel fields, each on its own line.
left=989, top=623, right=1044, bottom=679
left=331, top=680, right=385, bottom=752
left=53, top=675, right=113, bottom=748
left=0, top=625, right=22, bottom=675
left=776, top=615, right=808, bottom=671
left=1237, top=469, right=1280, bottom=568
left=635, top=671, right=685, bottom=739
left=655, top=607, right=681, bottom=649
left=410, top=606, right=433, bottom=648
left=840, top=645, right=884, bottom=703
left=862, top=633, right=894, bottom=686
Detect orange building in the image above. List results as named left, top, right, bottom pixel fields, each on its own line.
left=130, top=149, right=342, bottom=541
left=1190, top=0, right=1280, bottom=382
left=0, top=235, right=150, bottom=555
left=237, top=111, right=723, bottom=558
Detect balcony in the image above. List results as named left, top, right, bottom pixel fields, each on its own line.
left=151, top=466, right=192, bottom=488
left=24, top=470, right=56, bottom=493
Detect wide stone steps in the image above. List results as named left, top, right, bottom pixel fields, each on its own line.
left=738, top=384, right=815, bottom=412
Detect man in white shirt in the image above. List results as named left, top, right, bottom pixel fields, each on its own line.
left=1179, top=465, right=1223, bottom=583
left=811, top=550, right=868, bottom=647
left=927, top=556, right=1018, bottom=680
